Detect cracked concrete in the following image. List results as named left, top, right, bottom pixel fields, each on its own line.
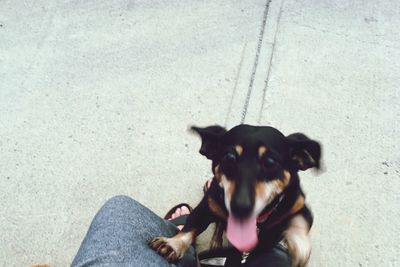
left=1, top=0, right=399, bottom=266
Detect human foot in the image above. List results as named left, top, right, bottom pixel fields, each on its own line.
left=165, top=178, right=213, bottom=230
left=203, top=178, right=213, bottom=193
left=167, top=205, right=191, bottom=230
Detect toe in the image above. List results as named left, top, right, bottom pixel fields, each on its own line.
left=207, top=179, right=212, bottom=189
left=175, top=207, right=181, bottom=217
left=171, top=207, right=181, bottom=220
left=180, top=206, right=190, bottom=215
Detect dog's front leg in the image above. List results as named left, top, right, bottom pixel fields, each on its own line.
left=283, top=214, right=312, bottom=267
left=149, top=197, right=215, bottom=262
left=149, top=231, right=195, bottom=262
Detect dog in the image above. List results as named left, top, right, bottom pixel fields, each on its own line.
left=150, top=124, right=321, bottom=267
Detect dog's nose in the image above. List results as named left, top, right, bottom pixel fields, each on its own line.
left=230, top=189, right=253, bottom=219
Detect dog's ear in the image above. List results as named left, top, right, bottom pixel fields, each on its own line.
left=287, top=133, right=321, bottom=171
left=190, top=125, right=227, bottom=160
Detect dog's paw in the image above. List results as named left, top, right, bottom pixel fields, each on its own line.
left=284, top=232, right=311, bottom=267
left=149, top=236, right=185, bottom=262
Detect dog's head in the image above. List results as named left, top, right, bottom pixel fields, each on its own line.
left=192, top=124, right=321, bottom=251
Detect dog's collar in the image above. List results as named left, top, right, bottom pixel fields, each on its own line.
left=256, top=193, right=285, bottom=223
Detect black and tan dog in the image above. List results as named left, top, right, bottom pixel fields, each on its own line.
left=150, top=124, right=321, bottom=267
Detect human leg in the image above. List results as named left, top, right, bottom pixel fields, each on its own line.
left=71, top=195, right=196, bottom=267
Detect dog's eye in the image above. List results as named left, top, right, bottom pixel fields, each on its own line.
left=221, top=152, right=237, bottom=178
left=263, top=157, right=277, bottom=169
left=223, top=152, right=237, bottom=163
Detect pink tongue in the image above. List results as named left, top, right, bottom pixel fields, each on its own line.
left=227, top=216, right=258, bottom=252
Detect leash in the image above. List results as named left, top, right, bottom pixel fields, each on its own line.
left=240, top=0, right=272, bottom=124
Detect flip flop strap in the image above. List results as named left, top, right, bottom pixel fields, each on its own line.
left=168, top=214, right=190, bottom=227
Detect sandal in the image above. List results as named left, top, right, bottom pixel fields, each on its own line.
left=198, top=247, right=239, bottom=267
left=164, top=203, right=193, bottom=227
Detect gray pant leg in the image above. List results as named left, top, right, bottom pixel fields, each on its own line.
left=71, top=195, right=197, bottom=267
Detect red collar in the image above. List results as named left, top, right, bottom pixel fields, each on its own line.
left=256, top=194, right=285, bottom=223
left=257, top=208, right=275, bottom=223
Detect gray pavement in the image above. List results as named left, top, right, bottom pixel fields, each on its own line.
left=1, top=0, right=399, bottom=266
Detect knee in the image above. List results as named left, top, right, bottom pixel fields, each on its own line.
left=104, top=195, right=136, bottom=207
left=94, top=195, right=141, bottom=221
left=101, top=195, right=150, bottom=216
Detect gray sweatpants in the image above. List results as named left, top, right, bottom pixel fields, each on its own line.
left=71, top=195, right=197, bottom=267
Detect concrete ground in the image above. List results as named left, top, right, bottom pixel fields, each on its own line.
left=0, top=0, right=399, bottom=266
